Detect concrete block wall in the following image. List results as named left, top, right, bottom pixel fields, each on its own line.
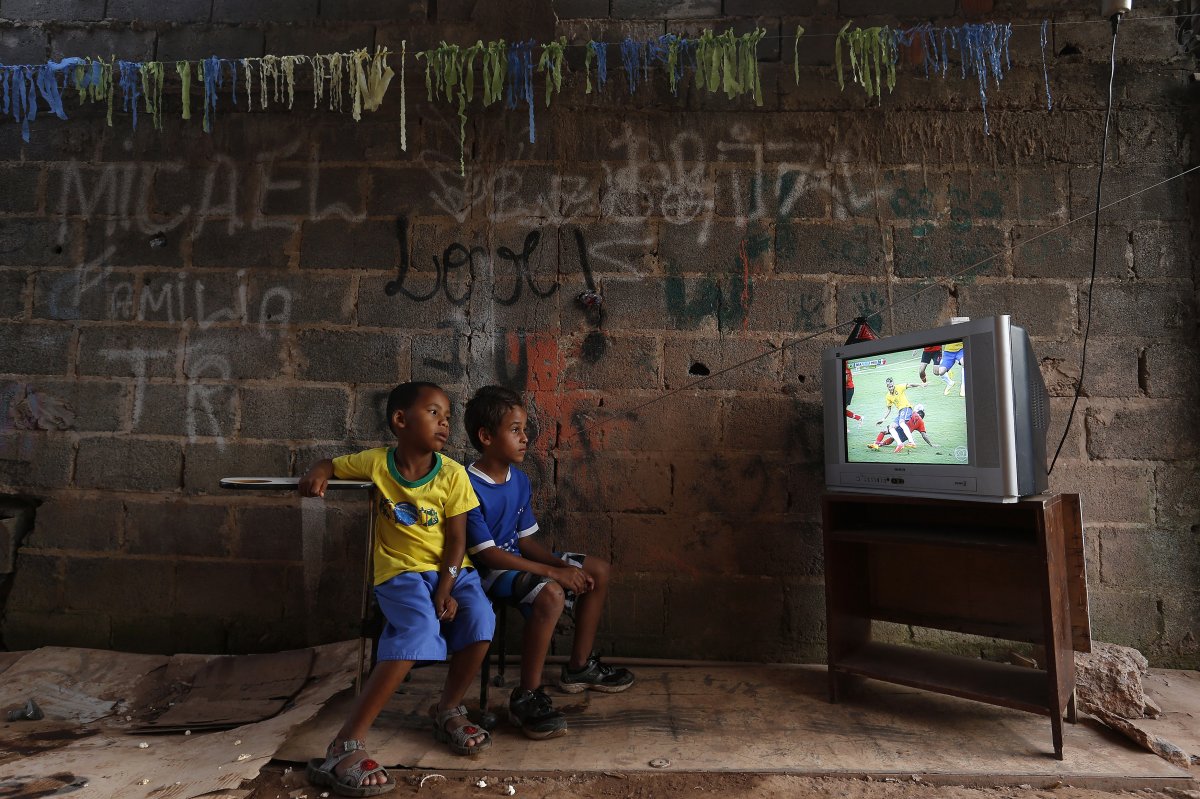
left=0, top=0, right=1196, bottom=665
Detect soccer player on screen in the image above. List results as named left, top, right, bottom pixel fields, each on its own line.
left=843, top=365, right=863, bottom=426
left=918, top=345, right=942, bottom=383
left=871, top=377, right=923, bottom=448
left=870, top=405, right=937, bottom=453
left=934, top=341, right=965, bottom=397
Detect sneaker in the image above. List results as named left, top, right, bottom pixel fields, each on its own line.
left=867, top=443, right=880, bottom=450
left=508, top=687, right=567, bottom=740
left=558, top=656, right=635, bottom=694
left=943, top=379, right=955, bottom=396
left=893, top=446, right=905, bottom=454
left=960, top=385, right=965, bottom=398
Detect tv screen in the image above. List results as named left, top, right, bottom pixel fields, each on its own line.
left=843, top=341, right=970, bottom=466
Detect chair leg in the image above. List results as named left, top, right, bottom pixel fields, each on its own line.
left=494, top=603, right=507, bottom=686
left=476, top=602, right=506, bottom=731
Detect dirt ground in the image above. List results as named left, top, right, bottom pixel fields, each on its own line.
left=248, top=762, right=1200, bottom=799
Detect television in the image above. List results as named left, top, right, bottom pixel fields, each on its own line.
left=822, top=315, right=1050, bottom=503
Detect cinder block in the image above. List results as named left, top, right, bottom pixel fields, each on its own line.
left=192, top=225, right=292, bottom=269
left=184, top=441, right=291, bottom=494
left=3, top=552, right=61, bottom=612
left=246, top=272, right=354, bottom=325
left=212, top=0, right=317, bottom=22
left=32, top=267, right=130, bottom=322
left=957, top=281, right=1075, bottom=339
left=76, top=437, right=183, bottom=491
left=555, top=390, right=721, bottom=453
left=1132, top=223, right=1193, bottom=280
left=357, top=275, right=461, bottom=330
left=28, top=496, right=122, bottom=551
left=777, top=222, right=882, bottom=276
left=264, top=24, right=375, bottom=57
left=240, top=386, right=350, bottom=441
left=556, top=452, right=671, bottom=513
left=662, top=336, right=783, bottom=392
left=85, top=221, right=185, bottom=270
left=1088, top=586, right=1161, bottom=652
left=132, top=382, right=233, bottom=439
left=110, top=614, right=228, bottom=654
left=1082, top=283, right=1194, bottom=339
left=350, top=384, right=402, bottom=444
left=0, top=271, right=27, bottom=320
left=1154, top=463, right=1200, bottom=528
left=892, top=224, right=1007, bottom=279
left=0, top=219, right=73, bottom=268
left=2, top=610, right=111, bottom=650
left=300, top=219, right=400, bottom=269
left=720, top=395, right=823, bottom=455
left=295, top=329, right=406, bottom=384
left=1098, top=526, right=1199, bottom=592
left=0, top=433, right=74, bottom=488
left=3, top=0, right=104, bottom=19
left=320, top=0, right=424, bottom=20
left=611, top=513, right=737, bottom=576
left=664, top=575, right=789, bottom=660
left=0, top=323, right=72, bottom=375
left=64, top=556, right=175, bottom=615
left=781, top=577, right=827, bottom=648
left=78, top=326, right=180, bottom=378
left=49, top=27, right=156, bottom=61
left=106, top=0, right=214, bottom=21
left=742, top=278, right=832, bottom=333
left=185, top=328, right=287, bottom=381
left=410, top=333, right=469, bottom=393
left=1159, top=591, right=1200, bottom=668
left=672, top=453, right=789, bottom=515
left=0, top=165, right=41, bottom=213
left=562, top=332, right=660, bottom=391
left=1070, top=164, right=1189, bottom=222
left=1045, top=461, right=1153, bottom=524
left=839, top=0, right=954, bottom=16
left=125, top=500, right=231, bottom=556
left=0, top=26, right=48, bottom=63
left=176, top=560, right=287, bottom=616
left=1011, top=224, right=1129, bottom=279
left=1086, top=401, right=1195, bottom=461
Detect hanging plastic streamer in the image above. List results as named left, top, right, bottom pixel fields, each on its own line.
left=504, top=40, right=536, bottom=143
left=418, top=41, right=479, bottom=175
left=140, top=61, right=165, bottom=130
left=227, top=58, right=239, bottom=107
left=1039, top=19, right=1053, bottom=110
left=661, top=34, right=692, bottom=96
left=892, top=22, right=942, bottom=78
left=1, top=58, right=85, bottom=141
left=282, top=55, right=304, bottom=109
left=835, top=23, right=897, bottom=103
left=117, top=60, right=142, bottom=129
left=537, top=37, right=566, bottom=108
left=176, top=60, right=192, bottom=119
left=793, top=25, right=805, bottom=86
left=585, top=40, right=608, bottom=94
left=400, top=41, right=407, bottom=152
left=945, top=22, right=1012, bottom=134
left=481, top=40, right=506, bottom=106
left=619, top=37, right=642, bottom=93
left=199, top=55, right=225, bottom=132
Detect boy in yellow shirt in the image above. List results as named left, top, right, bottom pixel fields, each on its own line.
left=301, top=381, right=493, bottom=797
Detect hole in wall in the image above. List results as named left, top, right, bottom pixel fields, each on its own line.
left=1058, top=44, right=1082, bottom=56
left=689, top=362, right=710, bottom=376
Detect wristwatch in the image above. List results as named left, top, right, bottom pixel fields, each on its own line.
left=446, top=565, right=459, bottom=579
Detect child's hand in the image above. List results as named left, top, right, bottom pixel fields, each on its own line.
left=552, top=566, right=589, bottom=595
left=299, top=472, right=328, bottom=497
left=434, top=593, right=458, bottom=622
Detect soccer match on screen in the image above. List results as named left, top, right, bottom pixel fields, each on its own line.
left=843, top=341, right=970, bottom=466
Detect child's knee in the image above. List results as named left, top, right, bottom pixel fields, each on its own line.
left=531, top=582, right=566, bottom=618
left=585, top=557, right=611, bottom=586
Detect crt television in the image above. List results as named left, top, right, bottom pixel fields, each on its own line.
left=822, top=315, right=1050, bottom=503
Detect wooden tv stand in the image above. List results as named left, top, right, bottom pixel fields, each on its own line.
left=822, top=492, right=1090, bottom=759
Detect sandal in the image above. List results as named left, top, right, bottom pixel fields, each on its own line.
left=433, top=704, right=491, bottom=756
left=306, top=739, right=396, bottom=797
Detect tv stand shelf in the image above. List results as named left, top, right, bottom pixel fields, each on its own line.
left=822, top=492, right=1090, bottom=760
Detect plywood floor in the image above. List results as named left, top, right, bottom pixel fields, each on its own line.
left=276, top=663, right=1196, bottom=790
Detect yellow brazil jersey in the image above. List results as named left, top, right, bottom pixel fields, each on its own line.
left=943, top=341, right=964, bottom=353
left=886, top=384, right=914, bottom=411
left=332, top=448, right=479, bottom=585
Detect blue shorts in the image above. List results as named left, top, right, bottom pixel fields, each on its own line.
left=481, top=552, right=585, bottom=619
left=896, top=407, right=914, bottom=423
left=373, top=568, right=495, bottom=662
left=939, top=349, right=963, bottom=371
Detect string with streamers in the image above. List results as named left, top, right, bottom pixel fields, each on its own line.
left=418, top=41, right=485, bottom=175
left=941, top=22, right=1012, bottom=134
left=175, top=60, right=191, bottom=119
left=400, top=40, right=407, bottom=152
left=1, top=58, right=92, bottom=141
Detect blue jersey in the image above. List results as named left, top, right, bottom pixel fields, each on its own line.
left=465, top=464, right=539, bottom=559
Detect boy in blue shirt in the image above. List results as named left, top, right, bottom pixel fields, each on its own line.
left=463, top=385, right=634, bottom=740
left=300, top=381, right=494, bottom=797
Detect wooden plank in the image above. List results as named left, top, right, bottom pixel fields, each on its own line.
left=1058, top=493, right=1092, bottom=653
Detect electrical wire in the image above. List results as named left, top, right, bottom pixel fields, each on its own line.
left=1046, top=11, right=1124, bottom=476
left=560, top=159, right=1200, bottom=446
